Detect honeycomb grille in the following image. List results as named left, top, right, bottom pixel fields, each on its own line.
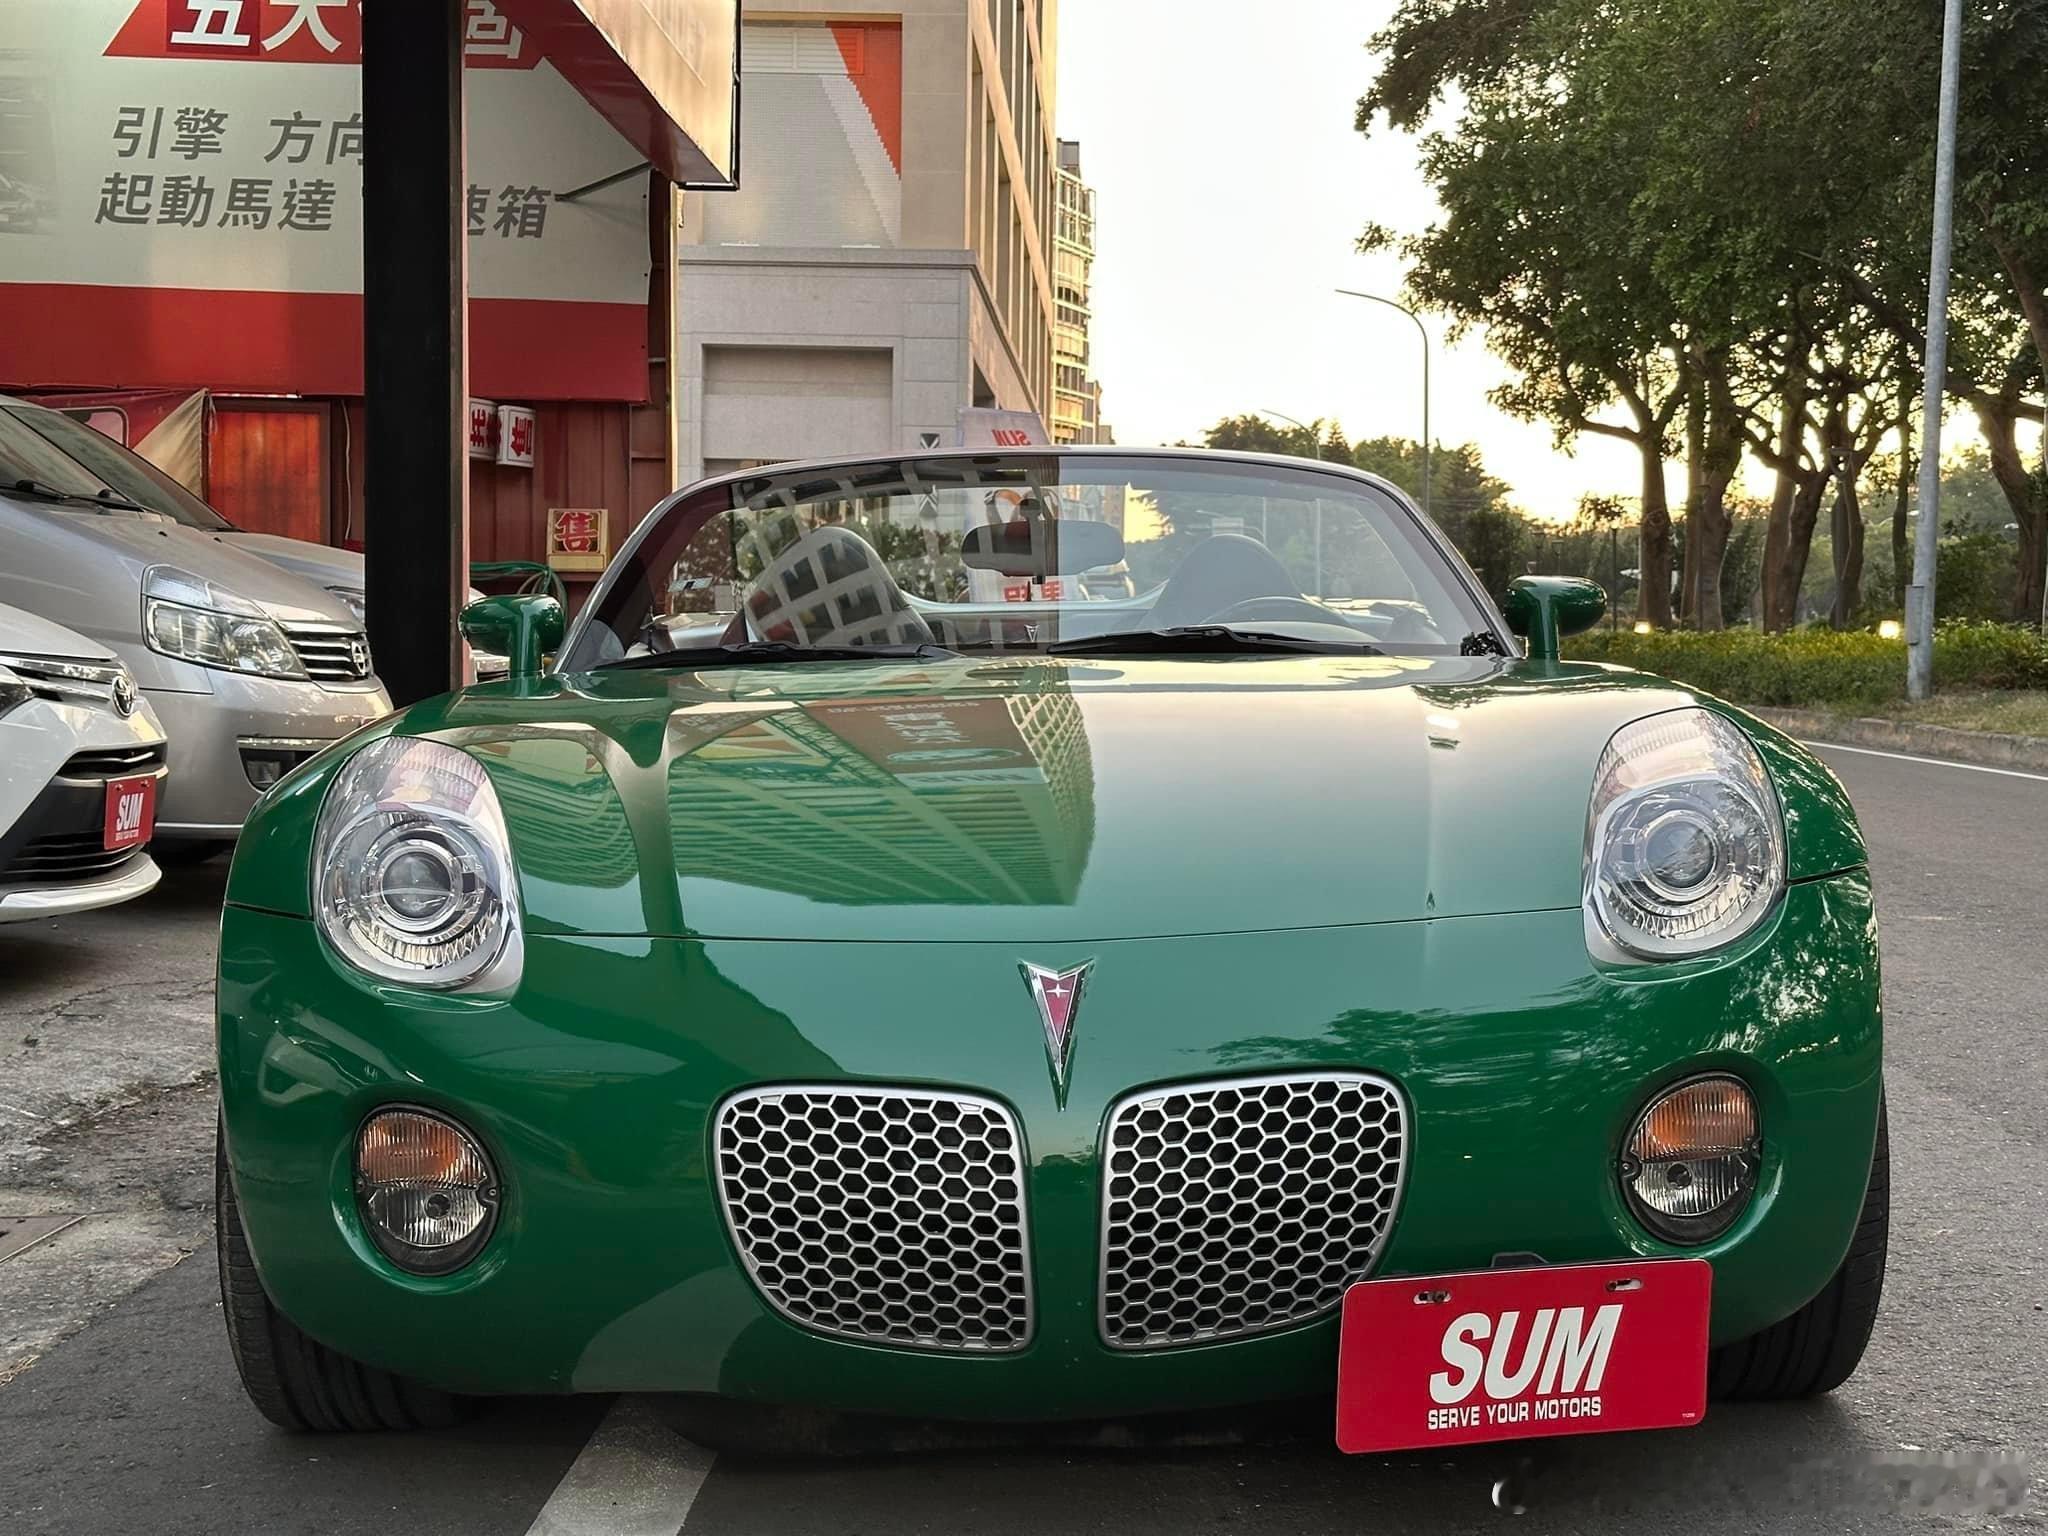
left=1099, top=1072, right=1406, bottom=1350
left=714, top=1085, right=1033, bottom=1353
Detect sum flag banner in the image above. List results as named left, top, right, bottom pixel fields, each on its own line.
left=0, top=0, right=651, bottom=400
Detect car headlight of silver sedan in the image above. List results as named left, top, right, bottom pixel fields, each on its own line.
left=142, top=565, right=306, bottom=680
left=1585, top=708, right=1785, bottom=962
left=313, top=736, right=523, bottom=992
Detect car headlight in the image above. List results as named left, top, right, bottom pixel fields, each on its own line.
left=327, top=585, right=368, bottom=624
left=142, top=565, right=306, bottom=680
left=1585, top=708, right=1784, bottom=961
left=313, top=737, right=523, bottom=992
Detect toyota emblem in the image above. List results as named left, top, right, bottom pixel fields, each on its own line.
left=348, top=637, right=371, bottom=677
left=111, top=671, right=137, bottom=717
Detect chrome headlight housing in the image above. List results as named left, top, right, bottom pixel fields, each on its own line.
left=0, top=666, right=28, bottom=721
left=142, top=565, right=306, bottom=680
left=326, top=585, right=368, bottom=624
left=313, top=737, right=522, bottom=992
left=1585, top=708, right=1784, bottom=962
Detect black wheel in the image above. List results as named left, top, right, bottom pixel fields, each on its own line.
left=216, top=1123, right=471, bottom=1432
left=1709, top=1097, right=1888, bottom=1400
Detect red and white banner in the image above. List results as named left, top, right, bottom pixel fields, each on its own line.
left=0, top=0, right=650, bottom=400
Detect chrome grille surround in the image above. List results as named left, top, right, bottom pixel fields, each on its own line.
left=279, top=623, right=372, bottom=682
left=61, top=744, right=166, bottom=778
left=714, top=1085, right=1034, bottom=1353
left=0, top=653, right=124, bottom=708
left=1099, top=1071, right=1407, bottom=1350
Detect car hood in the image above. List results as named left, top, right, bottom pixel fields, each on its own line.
left=0, top=600, right=118, bottom=663
left=4, top=502, right=360, bottom=627
left=308, top=653, right=1859, bottom=945
left=216, top=530, right=365, bottom=594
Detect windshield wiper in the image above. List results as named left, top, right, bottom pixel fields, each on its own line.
left=1043, top=625, right=1381, bottom=658
left=599, top=640, right=960, bottom=671
left=9, top=478, right=148, bottom=513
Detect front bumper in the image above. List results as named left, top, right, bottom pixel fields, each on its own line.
left=0, top=855, right=161, bottom=922
left=148, top=675, right=389, bottom=838
left=218, top=873, right=1883, bottom=1420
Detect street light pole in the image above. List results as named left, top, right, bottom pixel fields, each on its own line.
left=1336, top=289, right=1431, bottom=519
left=1256, top=407, right=1316, bottom=456
left=1907, top=0, right=1965, bottom=702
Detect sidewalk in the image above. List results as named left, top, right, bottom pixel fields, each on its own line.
left=1749, top=705, right=2048, bottom=773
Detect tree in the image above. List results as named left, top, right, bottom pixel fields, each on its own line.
left=1359, top=85, right=1685, bottom=625
left=1189, top=416, right=1539, bottom=599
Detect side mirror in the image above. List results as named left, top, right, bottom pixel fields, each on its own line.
left=460, top=593, right=564, bottom=681
left=1502, top=576, right=1606, bottom=662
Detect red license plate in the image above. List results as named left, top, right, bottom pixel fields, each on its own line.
left=1336, top=1258, right=1711, bottom=1454
left=103, top=774, right=157, bottom=852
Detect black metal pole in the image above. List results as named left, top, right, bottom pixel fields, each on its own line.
left=361, top=0, right=467, bottom=706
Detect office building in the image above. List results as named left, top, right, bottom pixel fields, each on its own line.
left=676, top=2, right=1060, bottom=479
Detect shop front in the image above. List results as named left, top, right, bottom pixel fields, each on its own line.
left=0, top=0, right=737, bottom=614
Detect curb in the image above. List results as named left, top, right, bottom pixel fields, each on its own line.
left=1748, top=707, right=2048, bottom=774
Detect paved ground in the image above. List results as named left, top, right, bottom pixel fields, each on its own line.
left=0, top=743, right=2042, bottom=1534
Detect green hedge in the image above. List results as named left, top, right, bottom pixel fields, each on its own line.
left=1562, top=622, right=2048, bottom=708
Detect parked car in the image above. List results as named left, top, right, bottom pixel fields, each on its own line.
left=0, top=410, right=390, bottom=854
left=0, top=397, right=508, bottom=680
left=0, top=603, right=167, bottom=922
left=215, top=449, right=1884, bottom=1453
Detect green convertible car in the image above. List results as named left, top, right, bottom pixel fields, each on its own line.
left=215, top=448, right=1886, bottom=1450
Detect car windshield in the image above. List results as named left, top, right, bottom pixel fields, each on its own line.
left=0, top=406, right=118, bottom=501
left=0, top=400, right=233, bottom=530
left=563, top=453, right=1500, bottom=669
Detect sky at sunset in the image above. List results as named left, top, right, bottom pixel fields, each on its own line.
left=1054, top=2, right=2021, bottom=523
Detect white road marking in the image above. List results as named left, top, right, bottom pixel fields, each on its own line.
left=1803, top=740, right=2048, bottom=783
left=525, top=1395, right=717, bottom=1536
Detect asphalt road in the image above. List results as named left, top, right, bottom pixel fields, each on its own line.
left=0, top=742, right=2043, bottom=1534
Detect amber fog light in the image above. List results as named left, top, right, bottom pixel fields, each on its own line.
left=355, top=1109, right=499, bottom=1275
left=1620, top=1075, right=1760, bottom=1244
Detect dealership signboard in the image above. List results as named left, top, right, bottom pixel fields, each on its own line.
left=957, top=407, right=1049, bottom=449
left=0, top=0, right=728, bottom=399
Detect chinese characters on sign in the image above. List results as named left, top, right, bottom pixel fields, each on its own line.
left=147, top=1, right=533, bottom=68
left=96, top=107, right=549, bottom=236
left=469, top=402, right=537, bottom=465
left=496, top=405, right=536, bottom=469
left=468, top=399, right=500, bottom=460
left=547, top=508, right=609, bottom=572
left=469, top=185, right=552, bottom=240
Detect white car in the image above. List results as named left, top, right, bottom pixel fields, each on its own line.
left=0, top=604, right=169, bottom=922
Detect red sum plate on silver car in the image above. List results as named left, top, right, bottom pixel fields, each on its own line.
left=1336, top=1258, right=1712, bottom=1454
left=102, top=774, right=157, bottom=852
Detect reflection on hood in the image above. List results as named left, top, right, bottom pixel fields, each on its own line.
left=665, top=685, right=1096, bottom=906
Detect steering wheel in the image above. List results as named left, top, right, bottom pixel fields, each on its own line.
left=1200, top=594, right=1351, bottom=627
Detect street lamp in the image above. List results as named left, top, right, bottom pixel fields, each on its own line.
left=1335, top=289, right=1431, bottom=519
left=1256, top=407, right=1316, bottom=456
left=1906, top=0, right=1964, bottom=702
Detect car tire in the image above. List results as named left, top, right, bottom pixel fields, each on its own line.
left=216, top=1123, right=471, bottom=1432
left=1708, top=1097, right=1888, bottom=1400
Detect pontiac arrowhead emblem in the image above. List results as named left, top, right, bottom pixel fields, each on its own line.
left=1021, top=960, right=1092, bottom=1100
